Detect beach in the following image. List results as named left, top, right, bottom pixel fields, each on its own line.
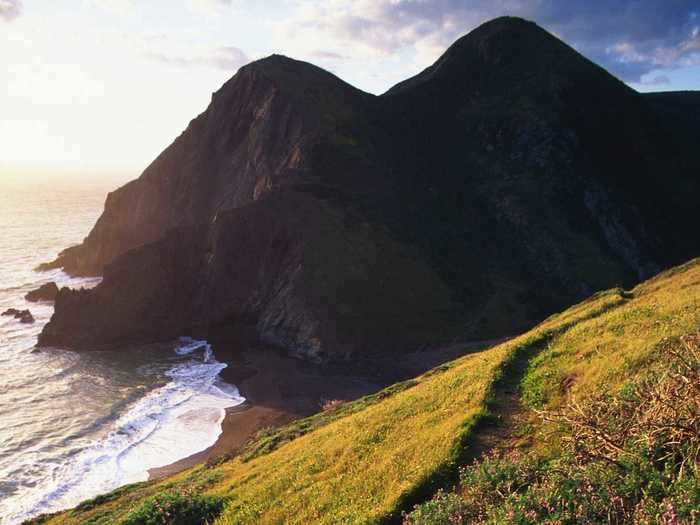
left=149, top=327, right=503, bottom=479
left=148, top=328, right=384, bottom=479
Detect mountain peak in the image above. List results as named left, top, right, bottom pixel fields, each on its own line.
left=384, top=16, right=598, bottom=97
left=467, top=15, right=537, bottom=35
left=213, top=52, right=369, bottom=106
left=444, top=16, right=556, bottom=61
left=241, top=53, right=305, bottom=71
left=40, top=15, right=700, bottom=367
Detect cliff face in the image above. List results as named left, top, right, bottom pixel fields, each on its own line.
left=40, top=191, right=457, bottom=359
left=40, top=17, right=700, bottom=360
left=42, top=56, right=376, bottom=276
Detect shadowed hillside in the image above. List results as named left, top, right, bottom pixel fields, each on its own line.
left=40, top=17, right=700, bottom=361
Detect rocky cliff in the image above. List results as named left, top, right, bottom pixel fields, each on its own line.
left=40, top=17, right=700, bottom=360
left=40, top=56, right=377, bottom=276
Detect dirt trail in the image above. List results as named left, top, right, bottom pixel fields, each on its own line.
left=462, top=349, right=535, bottom=464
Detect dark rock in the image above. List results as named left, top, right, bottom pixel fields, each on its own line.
left=3, top=308, right=35, bottom=324
left=25, top=282, right=60, bottom=302
left=39, top=192, right=458, bottom=357
left=19, top=311, right=35, bottom=324
left=39, top=17, right=700, bottom=360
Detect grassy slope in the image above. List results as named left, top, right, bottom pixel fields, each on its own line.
left=521, top=258, right=700, bottom=412
left=405, top=257, right=700, bottom=524
left=37, top=259, right=700, bottom=525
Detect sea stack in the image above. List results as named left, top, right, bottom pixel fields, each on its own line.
left=25, top=282, right=60, bottom=302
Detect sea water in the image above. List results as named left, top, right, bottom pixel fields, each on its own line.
left=0, top=180, right=244, bottom=524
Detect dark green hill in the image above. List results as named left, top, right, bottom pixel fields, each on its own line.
left=40, top=17, right=700, bottom=359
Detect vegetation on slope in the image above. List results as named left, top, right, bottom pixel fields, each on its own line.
left=406, top=259, right=700, bottom=524
left=406, top=335, right=700, bottom=524
left=34, top=259, right=700, bottom=525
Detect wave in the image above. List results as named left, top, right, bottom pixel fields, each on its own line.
left=2, top=337, right=245, bottom=525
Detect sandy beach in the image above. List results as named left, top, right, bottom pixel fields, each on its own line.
left=149, top=326, right=502, bottom=480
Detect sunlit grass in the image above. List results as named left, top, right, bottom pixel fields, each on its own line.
left=38, top=258, right=700, bottom=525
left=521, top=258, right=700, bottom=411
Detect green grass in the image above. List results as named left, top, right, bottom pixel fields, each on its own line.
left=406, top=332, right=700, bottom=524
left=37, top=258, right=700, bottom=525
left=120, top=492, right=225, bottom=525
left=405, top=258, right=700, bottom=523
left=237, top=378, right=419, bottom=463
left=520, top=260, right=700, bottom=413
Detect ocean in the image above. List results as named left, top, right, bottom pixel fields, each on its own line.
left=0, top=180, right=244, bottom=524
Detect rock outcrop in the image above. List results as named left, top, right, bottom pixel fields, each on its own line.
left=39, top=56, right=375, bottom=277
left=3, top=309, right=35, bottom=324
left=40, top=17, right=700, bottom=360
left=25, top=282, right=59, bottom=302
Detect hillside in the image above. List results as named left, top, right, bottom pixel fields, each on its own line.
left=31, top=257, right=700, bottom=524
left=39, top=17, right=700, bottom=360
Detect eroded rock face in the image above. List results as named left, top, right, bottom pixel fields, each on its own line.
left=40, top=192, right=458, bottom=357
left=41, top=56, right=374, bottom=277
left=25, top=282, right=60, bottom=302
left=39, top=17, right=700, bottom=360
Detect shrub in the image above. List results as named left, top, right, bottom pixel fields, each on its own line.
left=402, top=490, right=469, bottom=525
left=542, top=334, right=700, bottom=479
left=405, top=334, right=700, bottom=525
left=74, top=483, right=145, bottom=512
left=321, top=398, right=345, bottom=411
left=120, top=490, right=225, bottom=525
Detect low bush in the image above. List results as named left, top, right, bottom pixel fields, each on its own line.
left=120, top=490, right=225, bottom=525
left=405, top=334, right=700, bottom=525
left=320, top=398, right=345, bottom=411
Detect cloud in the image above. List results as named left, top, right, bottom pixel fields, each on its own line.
left=0, top=0, right=21, bottom=22
left=148, top=46, right=249, bottom=71
left=275, top=0, right=700, bottom=83
left=640, top=75, right=672, bottom=86
left=309, top=50, right=348, bottom=61
left=185, top=0, right=232, bottom=15
left=91, top=0, right=134, bottom=14
left=92, top=0, right=230, bottom=15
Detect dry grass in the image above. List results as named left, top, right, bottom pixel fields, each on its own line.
left=544, top=333, right=700, bottom=476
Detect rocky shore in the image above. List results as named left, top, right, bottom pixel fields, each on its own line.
left=25, top=282, right=59, bottom=302
left=2, top=308, right=34, bottom=324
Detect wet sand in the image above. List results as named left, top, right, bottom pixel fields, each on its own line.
left=149, top=326, right=503, bottom=480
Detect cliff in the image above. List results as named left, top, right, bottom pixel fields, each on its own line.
left=40, top=17, right=700, bottom=360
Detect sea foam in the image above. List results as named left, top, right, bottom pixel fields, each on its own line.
left=2, top=337, right=244, bottom=524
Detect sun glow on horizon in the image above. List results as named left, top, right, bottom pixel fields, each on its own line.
left=1, top=1, right=698, bottom=180
left=0, top=167, right=132, bottom=188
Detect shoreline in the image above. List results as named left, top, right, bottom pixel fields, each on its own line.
left=149, top=329, right=504, bottom=480
left=148, top=331, right=385, bottom=479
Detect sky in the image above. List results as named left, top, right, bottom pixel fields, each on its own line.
left=1, top=1, right=699, bottom=185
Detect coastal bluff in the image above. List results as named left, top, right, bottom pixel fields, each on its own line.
left=40, top=17, right=700, bottom=361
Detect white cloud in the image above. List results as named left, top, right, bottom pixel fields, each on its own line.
left=272, top=0, right=700, bottom=83
left=608, top=42, right=647, bottom=63
left=90, top=0, right=134, bottom=14
left=0, top=0, right=21, bottom=22
left=653, top=27, right=700, bottom=66
left=147, top=45, right=249, bottom=71
left=608, top=25, right=700, bottom=72
left=91, top=0, right=232, bottom=16
left=185, top=0, right=232, bottom=15
left=640, top=74, right=671, bottom=86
